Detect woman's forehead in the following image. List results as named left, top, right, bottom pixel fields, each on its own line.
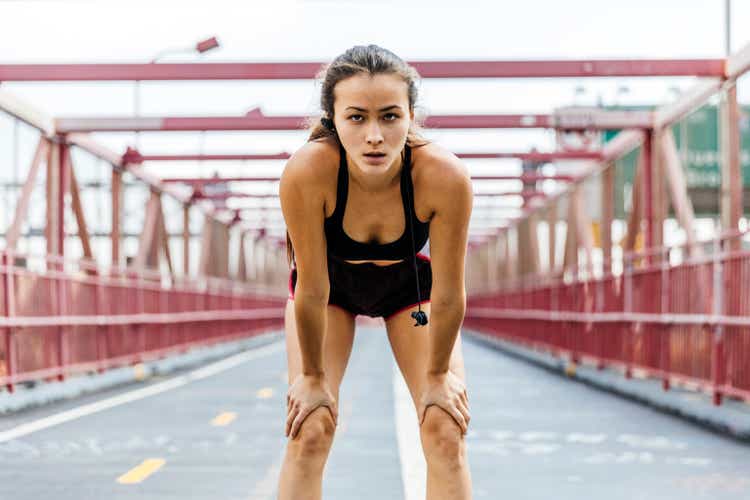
left=333, top=73, right=409, bottom=109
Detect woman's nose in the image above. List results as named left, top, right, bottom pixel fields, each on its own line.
left=366, top=124, right=384, bottom=144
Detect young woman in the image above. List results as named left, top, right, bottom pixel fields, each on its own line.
left=278, top=45, right=473, bottom=500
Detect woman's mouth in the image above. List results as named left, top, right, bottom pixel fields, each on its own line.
left=363, top=152, right=387, bottom=164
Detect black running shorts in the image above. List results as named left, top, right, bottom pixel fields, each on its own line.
left=288, top=254, right=432, bottom=320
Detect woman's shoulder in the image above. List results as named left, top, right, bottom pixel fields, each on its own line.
left=281, top=137, right=340, bottom=188
left=411, top=141, right=471, bottom=192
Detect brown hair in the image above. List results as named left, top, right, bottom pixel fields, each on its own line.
left=286, top=45, right=429, bottom=267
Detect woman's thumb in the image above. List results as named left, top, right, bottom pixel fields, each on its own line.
left=418, top=405, right=426, bottom=426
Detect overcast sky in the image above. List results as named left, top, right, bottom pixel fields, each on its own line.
left=1, top=0, right=747, bottom=152
left=1, top=0, right=748, bottom=247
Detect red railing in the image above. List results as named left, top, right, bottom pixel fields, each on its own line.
left=0, top=250, right=287, bottom=393
left=466, top=232, right=750, bottom=405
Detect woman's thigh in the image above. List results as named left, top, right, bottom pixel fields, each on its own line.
left=284, top=300, right=356, bottom=399
left=384, top=302, right=467, bottom=407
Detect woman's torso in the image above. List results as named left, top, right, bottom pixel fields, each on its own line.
left=316, top=137, right=434, bottom=267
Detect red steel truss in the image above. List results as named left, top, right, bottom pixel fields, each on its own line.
left=130, top=151, right=602, bottom=163
left=0, top=59, right=726, bottom=81
left=2, top=46, right=749, bottom=399
left=55, top=109, right=654, bottom=133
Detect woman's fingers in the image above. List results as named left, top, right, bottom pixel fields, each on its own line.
left=457, top=399, right=471, bottom=426
left=285, top=405, right=298, bottom=437
left=460, top=389, right=469, bottom=409
left=291, top=407, right=312, bottom=439
left=448, top=405, right=468, bottom=435
left=327, top=402, right=339, bottom=426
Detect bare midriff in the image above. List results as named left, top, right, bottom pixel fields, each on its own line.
left=344, top=259, right=405, bottom=267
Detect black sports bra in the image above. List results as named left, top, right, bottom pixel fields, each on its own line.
left=324, top=144, right=430, bottom=261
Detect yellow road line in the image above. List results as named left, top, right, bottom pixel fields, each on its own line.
left=256, top=387, right=274, bottom=399
left=117, top=458, right=165, bottom=484
left=211, top=411, right=237, bottom=426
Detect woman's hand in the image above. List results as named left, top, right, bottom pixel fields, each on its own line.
left=418, top=370, right=470, bottom=434
left=286, top=373, right=338, bottom=439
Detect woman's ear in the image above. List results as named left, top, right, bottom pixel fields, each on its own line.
left=409, top=108, right=415, bottom=121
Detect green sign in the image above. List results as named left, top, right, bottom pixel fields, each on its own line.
left=605, top=105, right=750, bottom=217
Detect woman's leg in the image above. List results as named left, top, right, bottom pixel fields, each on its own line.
left=385, top=303, right=472, bottom=500
left=277, top=300, right=356, bottom=500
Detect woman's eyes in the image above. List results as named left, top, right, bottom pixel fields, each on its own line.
left=348, top=113, right=400, bottom=122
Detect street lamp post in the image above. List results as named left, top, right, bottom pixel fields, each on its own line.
left=133, top=36, right=220, bottom=147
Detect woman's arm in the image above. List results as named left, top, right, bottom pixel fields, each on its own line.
left=280, top=144, right=340, bottom=438
left=279, top=144, right=332, bottom=376
left=425, top=156, right=473, bottom=375
left=414, top=151, right=473, bottom=433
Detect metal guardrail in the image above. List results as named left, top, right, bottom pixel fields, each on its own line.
left=466, top=232, right=750, bottom=406
left=0, top=250, right=286, bottom=391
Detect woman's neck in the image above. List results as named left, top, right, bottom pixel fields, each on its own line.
left=346, top=153, right=403, bottom=194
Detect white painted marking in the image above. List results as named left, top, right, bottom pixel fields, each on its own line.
left=583, top=451, right=657, bottom=465
left=0, top=341, right=285, bottom=444
left=489, top=431, right=515, bottom=441
left=520, top=443, right=560, bottom=455
left=519, top=431, right=558, bottom=441
left=393, top=363, right=426, bottom=500
left=616, top=434, right=688, bottom=450
left=566, top=433, right=607, bottom=444
left=678, top=457, right=712, bottom=466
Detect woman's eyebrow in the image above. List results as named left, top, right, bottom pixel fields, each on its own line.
left=345, top=105, right=402, bottom=112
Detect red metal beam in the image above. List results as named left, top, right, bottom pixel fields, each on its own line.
left=137, top=151, right=601, bottom=163
left=55, top=110, right=653, bottom=133
left=0, top=59, right=726, bottom=81
left=57, top=114, right=551, bottom=132
left=458, top=152, right=602, bottom=161
left=164, top=173, right=576, bottom=187
left=139, top=153, right=292, bottom=162
left=195, top=190, right=546, bottom=201
left=727, top=41, right=750, bottom=80
left=474, top=174, right=576, bottom=182
left=0, top=88, right=56, bottom=136
left=653, top=78, right=723, bottom=129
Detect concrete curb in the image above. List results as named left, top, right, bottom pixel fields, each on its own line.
left=464, top=329, right=750, bottom=443
left=0, top=330, right=284, bottom=415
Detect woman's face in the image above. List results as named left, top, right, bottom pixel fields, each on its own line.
left=332, top=73, right=414, bottom=179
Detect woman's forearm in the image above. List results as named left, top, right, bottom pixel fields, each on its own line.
left=293, top=292, right=328, bottom=376
left=427, top=294, right=466, bottom=374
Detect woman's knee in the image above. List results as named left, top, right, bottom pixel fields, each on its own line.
left=289, top=406, right=336, bottom=460
left=420, top=406, right=466, bottom=466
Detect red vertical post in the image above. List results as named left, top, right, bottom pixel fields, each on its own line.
left=160, top=280, right=169, bottom=356
left=94, top=267, right=106, bottom=374
left=111, top=169, right=122, bottom=269
left=136, top=270, right=146, bottom=363
left=720, top=85, right=742, bottom=249
left=183, top=204, right=190, bottom=277
left=641, top=131, right=654, bottom=265
left=624, top=252, right=634, bottom=380
left=2, top=253, right=16, bottom=393
left=56, top=142, right=70, bottom=382
left=660, top=247, right=671, bottom=391
left=711, top=238, right=725, bottom=405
